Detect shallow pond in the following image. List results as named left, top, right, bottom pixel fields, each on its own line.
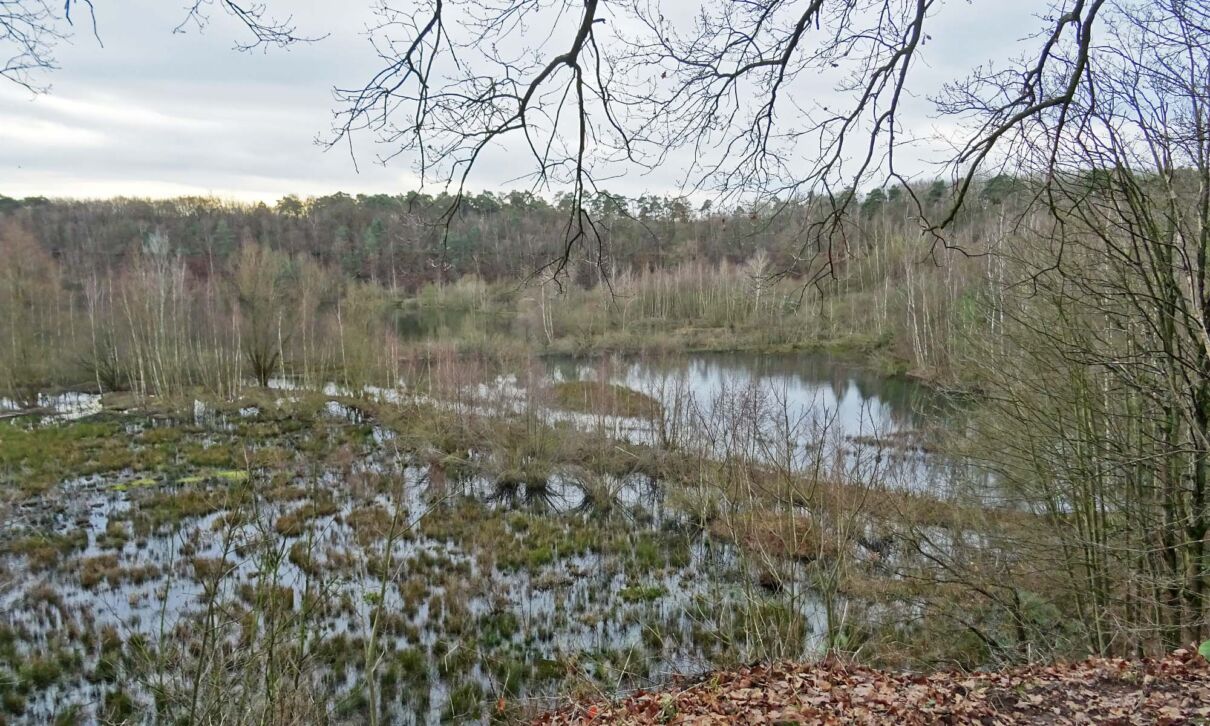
left=546, top=352, right=964, bottom=492
left=0, top=407, right=826, bottom=725
left=549, top=351, right=937, bottom=431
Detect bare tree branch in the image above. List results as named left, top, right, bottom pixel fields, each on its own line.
left=175, top=1, right=326, bottom=51
left=328, top=0, right=1123, bottom=284
left=0, top=0, right=313, bottom=93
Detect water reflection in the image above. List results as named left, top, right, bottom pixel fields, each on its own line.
left=545, top=352, right=967, bottom=493
left=546, top=351, right=941, bottom=439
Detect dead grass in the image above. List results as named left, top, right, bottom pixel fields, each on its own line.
left=550, top=381, right=663, bottom=419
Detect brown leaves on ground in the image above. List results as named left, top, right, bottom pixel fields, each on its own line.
left=534, top=650, right=1210, bottom=725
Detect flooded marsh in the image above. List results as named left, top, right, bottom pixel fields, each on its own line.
left=0, top=394, right=833, bottom=724
left=0, top=353, right=1000, bottom=724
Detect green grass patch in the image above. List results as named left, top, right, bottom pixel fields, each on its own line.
left=3, top=530, right=88, bottom=570
left=619, top=585, right=667, bottom=603
left=550, top=381, right=662, bottom=419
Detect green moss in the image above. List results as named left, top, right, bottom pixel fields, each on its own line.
left=246, top=446, right=290, bottom=469
left=434, top=639, right=476, bottom=678
left=488, top=656, right=530, bottom=696
left=628, top=532, right=690, bottom=572
left=91, top=631, right=123, bottom=683
left=97, top=520, right=130, bottom=550
left=334, top=686, right=370, bottom=719
left=525, top=545, right=554, bottom=569
left=0, top=419, right=125, bottom=496
left=112, top=476, right=157, bottom=492
left=87, top=448, right=136, bottom=473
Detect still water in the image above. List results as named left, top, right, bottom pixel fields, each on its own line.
left=545, top=351, right=960, bottom=492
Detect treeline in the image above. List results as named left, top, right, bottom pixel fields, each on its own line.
left=0, top=214, right=982, bottom=404
left=0, top=178, right=1023, bottom=289
left=0, top=222, right=404, bottom=405
left=0, top=178, right=1027, bottom=396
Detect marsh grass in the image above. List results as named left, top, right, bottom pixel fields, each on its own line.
left=549, top=381, right=662, bottom=419
left=0, top=359, right=1018, bottom=723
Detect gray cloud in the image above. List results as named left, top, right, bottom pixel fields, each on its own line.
left=0, top=0, right=1047, bottom=202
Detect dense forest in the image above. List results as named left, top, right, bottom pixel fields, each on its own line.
left=0, top=180, right=995, bottom=286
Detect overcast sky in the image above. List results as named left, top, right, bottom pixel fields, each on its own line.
left=0, top=1, right=1046, bottom=203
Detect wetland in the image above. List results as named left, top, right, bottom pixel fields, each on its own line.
left=0, top=353, right=959, bottom=724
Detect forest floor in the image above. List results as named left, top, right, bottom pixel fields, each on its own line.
left=533, top=649, right=1210, bottom=724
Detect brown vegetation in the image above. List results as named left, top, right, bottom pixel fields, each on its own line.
left=534, top=650, right=1210, bottom=725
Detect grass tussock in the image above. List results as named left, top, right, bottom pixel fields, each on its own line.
left=550, top=381, right=663, bottom=418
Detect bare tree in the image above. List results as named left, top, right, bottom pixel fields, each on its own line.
left=949, top=0, right=1210, bottom=656
left=3, top=0, right=1126, bottom=281
left=232, top=241, right=296, bottom=387
left=0, top=219, right=62, bottom=404
left=325, top=0, right=1118, bottom=281
left=0, top=0, right=75, bottom=90
left=0, top=0, right=310, bottom=91
left=175, top=1, right=320, bottom=50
